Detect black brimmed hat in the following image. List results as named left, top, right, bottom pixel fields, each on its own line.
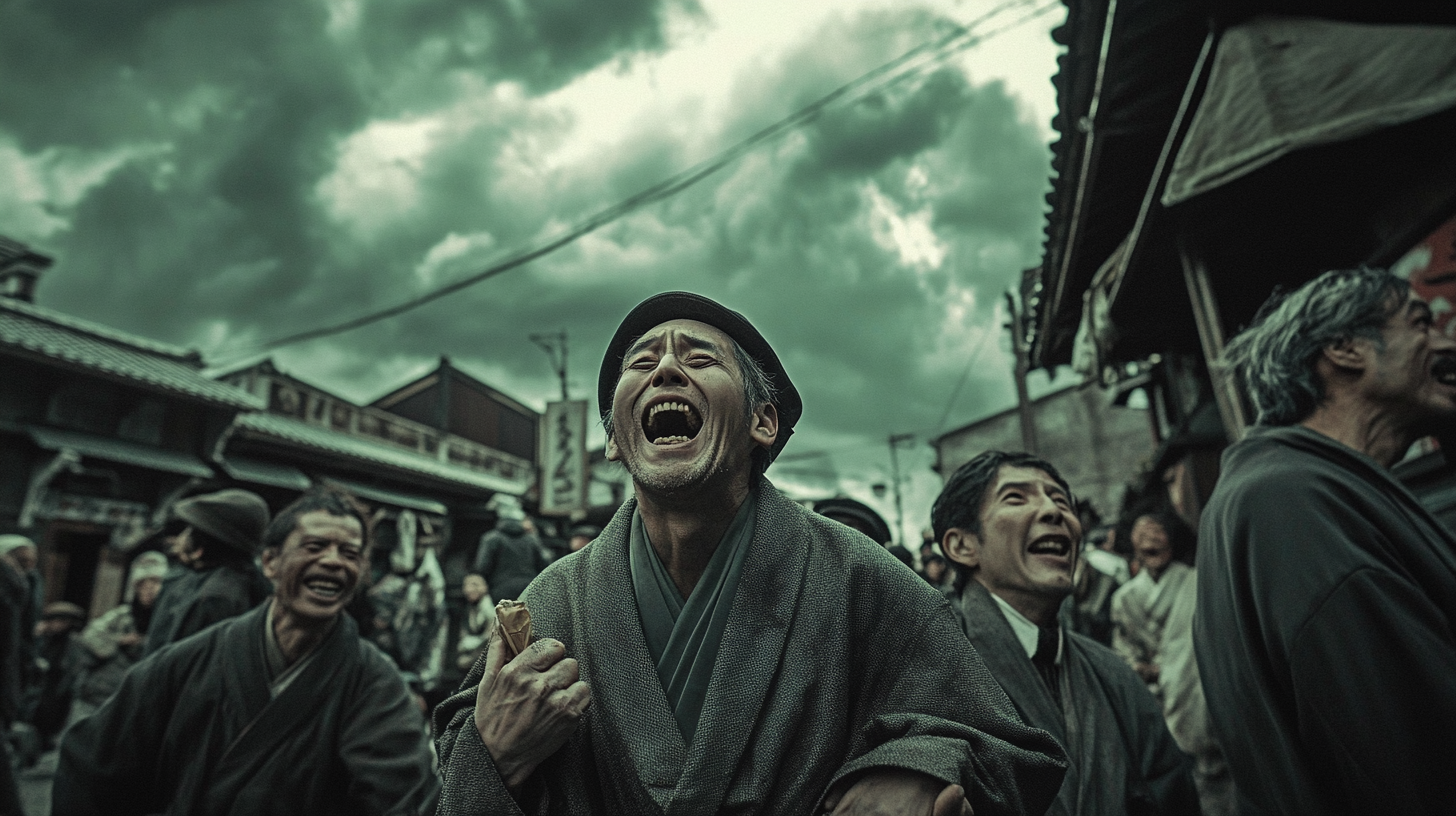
left=173, top=488, right=270, bottom=556
left=598, top=291, right=803, bottom=462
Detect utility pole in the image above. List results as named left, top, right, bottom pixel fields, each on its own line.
left=1004, top=291, right=1039, bottom=454
left=888, top=432, right=914, bottom=547
left=530, top=331, right=569, bottom=400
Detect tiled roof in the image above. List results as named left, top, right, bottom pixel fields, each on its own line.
left=230, top=412, right=527, bottom=496
left=0, top=298, right=262, bottom=410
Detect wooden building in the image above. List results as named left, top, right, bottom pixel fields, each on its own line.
left=0, top=241, right=262, bottom=618
left=1029, top=0, right=1456, bottom=525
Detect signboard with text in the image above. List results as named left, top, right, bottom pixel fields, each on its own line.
left=539, top=400, right=588, bottom=515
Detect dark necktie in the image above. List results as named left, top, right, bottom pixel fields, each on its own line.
left=1032, top=625, right=1062, bottom=705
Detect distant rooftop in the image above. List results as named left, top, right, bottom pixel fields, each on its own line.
left=0, top=297, right=262, bottom=410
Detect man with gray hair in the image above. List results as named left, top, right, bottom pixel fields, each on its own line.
left=1195, top=266, right=1456, bottom=815
left=434, top=292, right=1066, bottom=816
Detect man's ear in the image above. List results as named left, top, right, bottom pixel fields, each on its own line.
left=1322, top=336, right=1371, bottom=373
left=606, top=434, right=620, bottom=462
left=260, top=548, right=278, bottom=582
left=749, top=402, right=779, bottom=450
left=942, top=528, right=981, bottom=571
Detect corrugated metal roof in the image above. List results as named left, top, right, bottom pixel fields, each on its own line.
left=0, top=299, right=262, bottom=410
left=230, top=412, right=526, bottom=496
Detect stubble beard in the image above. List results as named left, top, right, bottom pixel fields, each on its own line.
left=622, top=441, right=725, bottom=494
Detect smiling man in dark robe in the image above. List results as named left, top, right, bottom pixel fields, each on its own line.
left=935, top=450, right=1197, bottom=816
left=54, top=487, right=439, bottom=816
left=434, top=292, right=1067, bottom=816
left=1198, top=267, right=1456, bottom=814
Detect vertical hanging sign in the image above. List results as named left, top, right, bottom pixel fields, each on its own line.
left=539, top=400, right=588, bottom=515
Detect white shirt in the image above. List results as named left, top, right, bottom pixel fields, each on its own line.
left=990, top=591, right=1062, bottom=664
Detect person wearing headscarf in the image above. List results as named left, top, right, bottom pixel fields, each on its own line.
left=145, top=489, right=272, bottom=655
left=68, top=551, right=169, bottom=725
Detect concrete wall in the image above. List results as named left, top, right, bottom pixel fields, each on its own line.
left=932, top=385, right=1156, bottom=522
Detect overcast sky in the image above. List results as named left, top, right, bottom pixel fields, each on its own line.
left=0, top=0, right=1069, bottom=545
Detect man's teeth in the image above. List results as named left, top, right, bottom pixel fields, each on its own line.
left=653, top=435, right=690, bottom=445
left=305, top=579, right=343, bottom=598
left=650, top=401, right=691, bottom=418
left=1029, top=539, right=1070, bottom=556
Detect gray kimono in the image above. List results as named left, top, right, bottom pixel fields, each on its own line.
left=435, top=478, right=1067, bottom=816
left=953, top=582, right=1197, bottom=816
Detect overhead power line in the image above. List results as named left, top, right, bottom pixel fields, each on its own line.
left=215, top=0, right=1063, bottom=362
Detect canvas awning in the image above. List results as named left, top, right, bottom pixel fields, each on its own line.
left=1164, top=16, right=1456, bottom=206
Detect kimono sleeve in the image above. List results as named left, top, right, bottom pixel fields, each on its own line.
left=339, top=651, right=441, bottom=816
left=52, top=647, right=179, bottom=816
left=1287, top=567, right=1456, bottom=813
left=830, top=600, right=1067, bottom=816
left=433, top=682, right=531, bottom=816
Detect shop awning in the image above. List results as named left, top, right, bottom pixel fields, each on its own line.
left=218, top=455, right=312, bottom=491
left=1164, top=16, right=1456, bottom=206
left=27, top=426, right=214, bottom=478
left=321, top=476, right=449, bottom=516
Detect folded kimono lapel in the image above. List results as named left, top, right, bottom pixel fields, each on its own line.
left=217, top=606, right=272, bottom=731
left=957, top=583, right=1069, bottom=749
left=582, top=501, right=687, bottom=811
left=667, top=482, right=809, bottom=815
left=210, top=611, right=356, bottom=788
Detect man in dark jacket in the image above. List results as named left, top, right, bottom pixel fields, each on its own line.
left=434, top=292, right=1066, bottom=816
left=55, top=486, right=438, bottom=816
left=936, top=450, right=1197, bottom=816
left=472, top=515, right=545, bottom=602
left=1198, top=266, right=1456, bottom=814
left=144, top=488, right=273, bottom=655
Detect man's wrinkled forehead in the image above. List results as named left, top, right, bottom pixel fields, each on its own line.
left=619, top=318, right=735, bottom=371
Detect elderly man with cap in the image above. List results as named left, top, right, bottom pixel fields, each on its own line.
left=55, top=485, right=439, bottom=816
left=434, top=293, right=1065, bottom=816
left=144, top=488, right=273, bottom=655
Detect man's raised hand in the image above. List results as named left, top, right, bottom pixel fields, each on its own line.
left=473, top=628, right=592, bottom=790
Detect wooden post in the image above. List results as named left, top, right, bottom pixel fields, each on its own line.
left=1180, top=245, right=1249, bottom=442
left=1005, top=292, right=1040, bottom=454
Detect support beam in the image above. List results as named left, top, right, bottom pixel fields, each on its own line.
left=1180, top=245, right=1249, bottom=442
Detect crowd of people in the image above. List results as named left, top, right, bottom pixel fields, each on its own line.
left=0, top=266, right=1450, bottom=814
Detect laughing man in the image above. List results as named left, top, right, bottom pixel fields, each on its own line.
left=935, top=451, right=1197, bottom=816
left=54, top=487, right=438, bottom=816
left=434, top=292, right=1066, bottom=816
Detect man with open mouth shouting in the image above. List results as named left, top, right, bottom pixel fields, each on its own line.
left=434, top=292, right=1067, bottom=816
left=1197, top=267, right=1456, bottom=816
left=55, top=486, right=439, bottom=816
left=935, top=450, right=1198, bottom=816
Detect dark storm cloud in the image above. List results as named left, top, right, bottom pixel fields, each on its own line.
left=0, top=0, right=695, bottom=340
left=0, top=1, right=1052, bottom=453
left=296, top=8, right=1052, bottom=447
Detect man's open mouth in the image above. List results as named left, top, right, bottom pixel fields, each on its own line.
left=1028, top=535, right=1072, bottom=557
left=304, top=576, right=346, bottom=601
left=1433, top=356, right=1456, bottom=386
left=642, top=400, right=703, bottom=445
